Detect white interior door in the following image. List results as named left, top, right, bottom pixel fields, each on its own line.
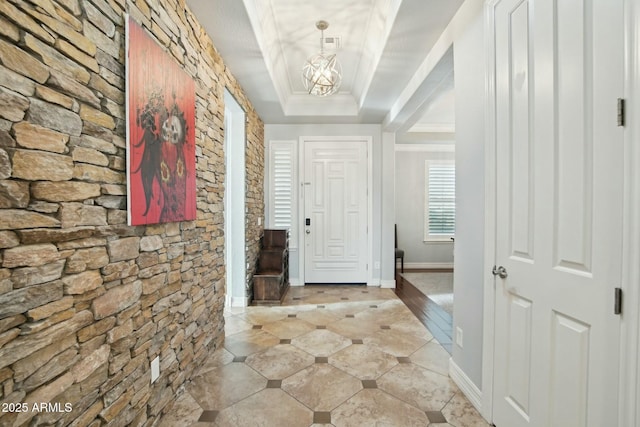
left=304, top=140, right=368, bottom=283
left=492, top=0, right=623, bottom=426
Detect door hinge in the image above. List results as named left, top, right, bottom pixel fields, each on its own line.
left=614, top=287, right=623, bottom=315
left=617, top=98, right=625, bottom=127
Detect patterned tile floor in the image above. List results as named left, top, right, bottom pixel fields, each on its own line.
left=160, top=286, right=490, bottom=427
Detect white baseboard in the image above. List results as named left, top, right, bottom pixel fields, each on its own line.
left=366, top=274, right=381, bottom=287
left=399, top=262, right=454, bottom=270
left=289, top=279, right=386, bottom=287
left=231, top=296, right=249, bottom=308
left=380, top=280, right=396, bottom=288
left=449, top=358, right=484, bottom=416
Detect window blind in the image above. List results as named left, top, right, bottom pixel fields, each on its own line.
left=268, top=141, right=297, bottom=247
left=425, top=162, right=455, bottom=240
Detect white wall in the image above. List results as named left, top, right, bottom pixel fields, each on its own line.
left=452, top=11, right=485, bottom=388
left=264, top=124, right=395, bottom=286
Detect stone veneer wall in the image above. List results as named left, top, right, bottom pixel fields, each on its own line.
left=0, top=0, right=265, bottom=425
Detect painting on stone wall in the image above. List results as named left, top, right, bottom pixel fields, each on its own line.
left=125, top=16, right=196, bottom=225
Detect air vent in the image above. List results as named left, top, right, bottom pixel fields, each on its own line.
left=323, top=36, right=341, bottom=49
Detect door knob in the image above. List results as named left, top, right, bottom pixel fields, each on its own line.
left=492, top=265, right=508, bottom=279
left=306, top=229, right=311, bottom=234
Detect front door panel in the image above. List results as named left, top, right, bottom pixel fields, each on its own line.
left=304, top=140, right=368, bottom=283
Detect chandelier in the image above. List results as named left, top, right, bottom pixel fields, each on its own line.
left=302, top=20, right=342, bottom=97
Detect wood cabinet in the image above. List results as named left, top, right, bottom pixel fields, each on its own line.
left=252, top=230, right=289, bottom=305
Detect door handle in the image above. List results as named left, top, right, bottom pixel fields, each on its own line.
left=492, top=265, right=508, bottom=279
left=306, top=229, right=311, bottom=234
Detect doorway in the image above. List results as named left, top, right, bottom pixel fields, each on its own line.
left=224, top=89, right=247, bottom=308
left=394, top=142, right=456, bottom=352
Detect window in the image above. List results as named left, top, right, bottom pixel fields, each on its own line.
left=425, top=160, right=455, bottom=241
left=267, top=140, right=297, bottom=247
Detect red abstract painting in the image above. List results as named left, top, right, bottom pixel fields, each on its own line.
left=126, top=17, right=196, bottom=225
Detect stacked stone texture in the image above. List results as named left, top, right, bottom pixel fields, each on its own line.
left=0, top=0, right=264, bottom=425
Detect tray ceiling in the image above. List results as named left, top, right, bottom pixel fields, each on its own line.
left=186, top=0, right=464, bottom=126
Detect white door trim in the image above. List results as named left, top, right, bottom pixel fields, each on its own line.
left=620, top=0, right=640, bottom=424
left=481, top=0, right=498, bottom=422
left=224, top=89, right=247, bottom=308
left=298, top=135, right=373, bottom=285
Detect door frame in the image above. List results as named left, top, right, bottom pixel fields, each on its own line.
left=223, top=89, right=247, bottom=308
left=297, top=136, right=373, bottom=286
left=482, top=0, right=640, bottom=424
left=620, top=0, right=640, bottom=425
left=481, top=1, right=498, bottom=421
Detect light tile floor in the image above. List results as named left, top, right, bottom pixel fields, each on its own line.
left=160, top=286, right=490, bottom=427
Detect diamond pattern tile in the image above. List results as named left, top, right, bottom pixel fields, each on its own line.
left=194, top=347, right=235, bottom=377
left=411, top=341, right=451, bottom=376
left=441, top=392, right=491, bottom=427
left=332, top=389, right=429, bottom=426
left=329, top=344, right=398, bottom=380
left=224, top=329, right=280, bottom=356
left=239, top=307, right=289, bottom=325
left=245, top=344, right=315, bottom=380
left=282, top=364, right=362, bottom=411
left=391, top=316, right=435, bottom=341
left=157, top=391, right=202, bottom=427
left=291, top=329, right=351, bottom=357
left=215, top=389, right=313, bottom=427
left=163, top=285, right=489, bottom=427
left=262, top=318, right=316, bottom=339
left=324, top=301, right=374, bottom=317
left=224, top=315, right=253, bottom=336
left=187, top=363, right=267, bottom=410
left=377, top=364, right=458, bottom=411
left=326, top=317, right=381, bottom=339
left=364, top=329, right=429, bottom=357
left=297, top=308, right=340, bottom=326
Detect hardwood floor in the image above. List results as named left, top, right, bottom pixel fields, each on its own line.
left=394, top=271, right=453, bottom=354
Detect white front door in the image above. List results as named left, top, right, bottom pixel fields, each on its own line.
left=303, top=139, right=368, bottom=283
left=492, top=0, right=623, bottom=426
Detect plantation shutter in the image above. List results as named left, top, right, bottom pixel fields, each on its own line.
left=268, top=141, right=297, bottom=247
left=425, top=162, right=455, bottom=240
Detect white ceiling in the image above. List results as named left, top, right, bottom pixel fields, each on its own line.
left=185, top=0, right=464, bottom=129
